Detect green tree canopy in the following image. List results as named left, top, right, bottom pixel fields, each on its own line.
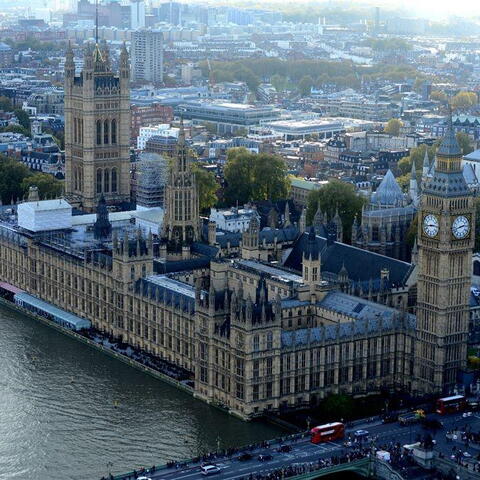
left=0, top=96, right=13, bottom=111
left=191, top=163, right=218, bottom=213
left=0, top=158, right=32, bottom=203
left=451, top=91, right=478, bottom=109
left=298, top=75, right=314, bottom=97
left=430, top=90, right=448, bottom=103
left=14, top=109, right=30, bottom=130
left=21, top=173, right=63, bottom=200
left=384, top=118, right=403, bottom=136
left=270, top=73, right=287, bottom=92
left=320, top=394, right=355, bottom=421
left=306, top=180, right=365, bottom=243
left=456, top=132, right=474, bottom=155
left=223, top=148, right=290, bottom=206
left=0, top=124, right=31, bottom=137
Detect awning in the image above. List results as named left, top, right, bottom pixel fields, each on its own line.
left=0, top=281, right=24, bottom=294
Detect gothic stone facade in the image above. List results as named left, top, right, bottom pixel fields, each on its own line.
left=0, top=226, right=415, bottom=420
left=64, top=43, right=131, bottom=212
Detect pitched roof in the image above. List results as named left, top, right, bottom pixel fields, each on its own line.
left=437, top=115, right=461, bottom=157
left=283, top=232, right=413, bottom=288
left=370, top=170, right=404, bottom=207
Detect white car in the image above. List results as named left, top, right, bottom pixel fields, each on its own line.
left=463, top=452, right=472, bottom=458
left=137, top=477, right=152, bottom=480
left=463, top=412, right=473, bottom=418
left=201, top=465, right=221, bottom=476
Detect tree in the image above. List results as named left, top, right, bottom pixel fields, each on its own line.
left=0, top=124, right=31, bottom=137
left=0, top=96, right=12, bottom=111
left=191, top=163, right=218, bottom=213
left=451, top=91, right=478, bottom=109
left=456, top=132, right=474, bottom=155
left=384, top=118, right=403, bottom=136
left=223, top=148, right=290, bottom=206
left=398, top=143, right=438, bottom=176
left=0, top=158, right=32, bottom=203
left=430, top=90, right=448, bottom=103
left=306, top=180, right=365, bottom=243
left=270, top=74, right=287, bottom=92
left=298, top=75, right=314, bottom=97
left=14, top=109, right=30, bottom=130
left=320, top=394, right=355, bottom=421
left=21, top=173, right=63, bottom=200
left=251, top=153, right=290, bottom=201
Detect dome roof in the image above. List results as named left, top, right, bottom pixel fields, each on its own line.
left=370, top=170, right=404, bottom=207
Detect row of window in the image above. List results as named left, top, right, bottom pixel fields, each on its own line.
left=96, top=168, right=118, bottom=194
left=96, top=119, right=117, bottom=145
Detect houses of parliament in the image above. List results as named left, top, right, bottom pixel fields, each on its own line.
left=0, top=43, right=474, bottom=420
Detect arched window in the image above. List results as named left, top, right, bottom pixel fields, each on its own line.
left=104, top=120, right=109, bottom=144
left=80, top=119, right=84, bottom=144
left=104, top=168, right=110, bottom=193
left=111, top=119, right=117, bottom=144
left=130, top=266, right=135, bottom=281
left=266, top=332, right=273, bottom=350
left=96, top=120, right=102, bottom=145
left=74, top=118, right=78, bottom=143
left=253, top=335, right=260, bottom=352
left=111, top=168, right=117, bottom=192
left=79, top=168, right=83, bottom=191
left=96, top=168, right=102, bottom=193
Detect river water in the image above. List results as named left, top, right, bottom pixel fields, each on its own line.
left=0, top=306, right=282, bottom=480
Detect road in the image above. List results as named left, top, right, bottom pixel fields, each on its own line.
left=116, top=412, right=480, bottom=480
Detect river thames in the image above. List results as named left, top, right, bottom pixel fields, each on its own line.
left=0, top=305, right=283, bottom=480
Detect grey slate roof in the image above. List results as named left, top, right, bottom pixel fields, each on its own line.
left=283, top=232, right=413, bottom=289
left=437, top=118, right=462, bottom=157
left=370, top=170, right=404, bottom=207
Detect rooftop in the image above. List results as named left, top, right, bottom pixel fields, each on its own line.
left=236, top=259, right=303, bottom=284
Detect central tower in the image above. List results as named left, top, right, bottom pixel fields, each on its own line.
left=414, top=116, right=475, bottom=394
left=64, top=41, right=131, bottom=212
left=161, top=121, right=200, bottom=251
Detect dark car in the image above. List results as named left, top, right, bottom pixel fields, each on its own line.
left=278, top=445, right=292, bottom=453
left=258, top=454, right=273, bottom=461
left=238, top=453, right=253, bottom=461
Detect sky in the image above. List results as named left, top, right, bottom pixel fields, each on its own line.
left=3, top=0, right=480, bottom=21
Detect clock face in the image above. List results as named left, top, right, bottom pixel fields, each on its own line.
left=423, top=214, right=439, bottom=238
left=452, top=215, right=470, bottom=239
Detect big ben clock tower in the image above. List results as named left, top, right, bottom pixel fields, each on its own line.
left=414, top=115, right=475, bottom=395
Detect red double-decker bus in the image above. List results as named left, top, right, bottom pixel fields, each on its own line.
left=310, top=422, right=345, bottom=444
left=436, top=395, right=467, bottom=415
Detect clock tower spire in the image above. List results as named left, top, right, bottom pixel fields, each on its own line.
left=414, top=113, right=474, bottom=394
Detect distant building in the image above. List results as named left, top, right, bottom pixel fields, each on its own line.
left=131, top=103, right=174, bottom=143
left=290, top=177, right=324, bottom=207
left=179, top=101, right=280, bottom=135
left=0, top=43, right=13, bottom=67
left=137, top=124, right=178, bottom=150
left=210, top=207, right=259, bottom=233
left=130, top=0, right=146, bottom=29
left=131, top=30, right=164, bottom=85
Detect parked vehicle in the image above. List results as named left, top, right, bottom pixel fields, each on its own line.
left=354, top=429, right=369, bottom=439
